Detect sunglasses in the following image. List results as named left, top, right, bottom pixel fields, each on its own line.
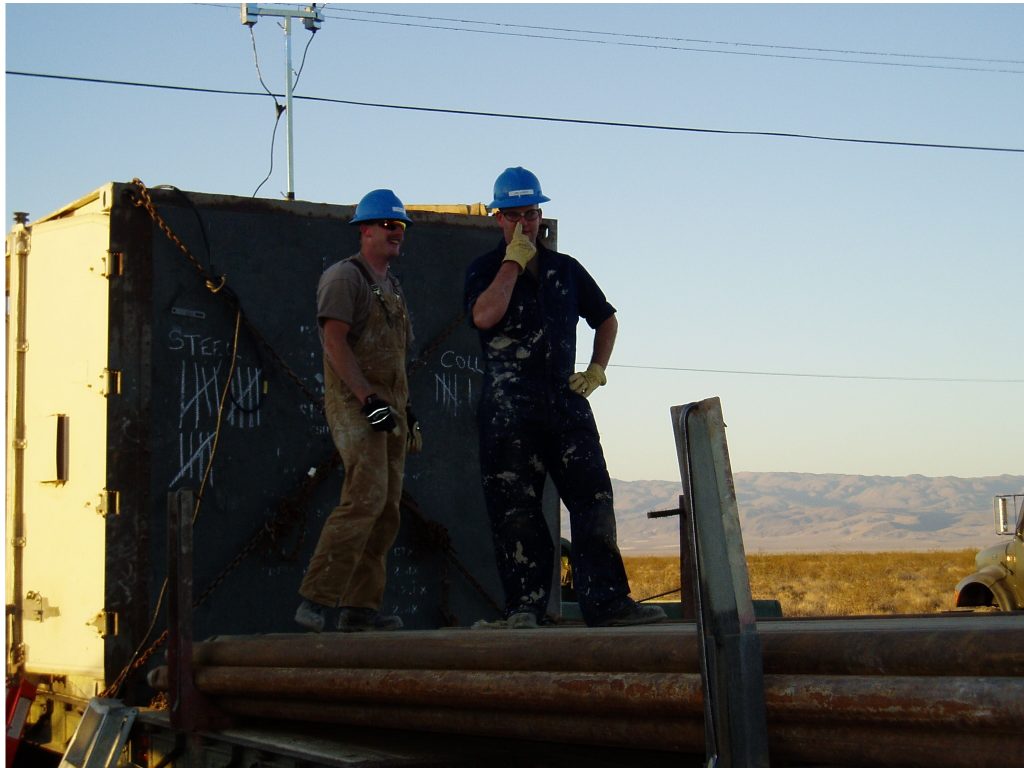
left=376, top=220, right=407, bottom=231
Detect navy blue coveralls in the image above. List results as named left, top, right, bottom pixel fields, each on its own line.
left=464, top=239, right=635, bottom=626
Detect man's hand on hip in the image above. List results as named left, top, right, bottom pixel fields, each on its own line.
left=568, top=363, right=607, bottom=398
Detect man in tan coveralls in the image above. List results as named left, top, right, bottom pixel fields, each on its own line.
left=295, top=189, right=422, bottom=632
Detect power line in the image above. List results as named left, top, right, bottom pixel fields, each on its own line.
left=8, top=71, right=1024, bottom=155
left=193, top=1, right=1024, bottom=74
left=328, top=5, right=1024, bottom=67
left=608, top=363, right=1024, bottom=384
left=316, top=8, right=1024, bottom=75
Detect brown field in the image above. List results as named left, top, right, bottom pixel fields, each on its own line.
left=623, top=549, right=980, bottom=617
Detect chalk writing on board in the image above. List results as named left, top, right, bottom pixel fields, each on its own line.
left=433, top=349, right=483, bottom=417
left=170, top=331, right=264, bottom=488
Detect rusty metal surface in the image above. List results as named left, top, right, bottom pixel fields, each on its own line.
left=188, top=667, right=1024, bottom=730
left=178, top=615, right=1024, bottom=766
left=195, top=668, right=705, bottom=716
left=207, top=698, right=1022, bottom=767
left=192, top=614, right=1024, bottom=677
left=766, top=723, right=1024, bottom=768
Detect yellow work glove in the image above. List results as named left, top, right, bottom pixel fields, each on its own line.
left=568, top=363, right=607, bottom=398
left=502, top=222, right=536, bottom=271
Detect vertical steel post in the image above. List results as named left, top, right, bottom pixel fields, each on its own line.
left=167, top=489, right=230, bottom=735
left=672, top=398, right=770, bottom=768
left=283, top=14, right=295, bottom=200
left=8, top=213, right=31, bottom=675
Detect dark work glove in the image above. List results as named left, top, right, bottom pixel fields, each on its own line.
left=406, top=405, right=423, bottom=454
left=362, top=395, right=398, bottom=433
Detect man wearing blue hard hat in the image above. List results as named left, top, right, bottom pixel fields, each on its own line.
left=464, top=167, right=666, bottom=628
left=296, top=189, right=422, bottom=633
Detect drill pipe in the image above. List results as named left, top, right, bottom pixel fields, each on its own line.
left=193, top=615, right=1024, bottom=677
left=189, top=668, right=1024, bottom=730
left=211, top=698, right=1022, bottom=767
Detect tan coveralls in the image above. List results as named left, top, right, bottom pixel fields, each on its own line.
left=299, top=276, right=410, bottom=609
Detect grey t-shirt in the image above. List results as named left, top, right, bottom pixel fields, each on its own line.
left=317, top=253, right=398, bottom=344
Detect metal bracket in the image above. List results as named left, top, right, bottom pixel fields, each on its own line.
left=25, top=591, right=61, bottom=622
left=86, top=610, right=118, bottom=638
left=102, top=369, right=121, bottom=397
left=103, top=250, right=123, bottom=278
left=96, top=489, right=120, bottom=518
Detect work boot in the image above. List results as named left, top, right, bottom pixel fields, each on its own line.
left=470, top=611, right=539, bottom=630
left=506, top=611, right=539, bottom=629
left=337, top=607, right=403, bottom=632
left=294, top=599, right=329, bottom=633
left=593, top=601, right=668, bottom=627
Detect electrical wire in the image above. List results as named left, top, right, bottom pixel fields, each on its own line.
left=247, top=20, right=319, bottom=197
left=327, top=6, right=1024, bottom=67
left=317, top=8, right=1024, bottom=75
left=605, top=363, right=1024, bottom=384
left=249, top=25, right=285, bottom=197
left=8, top=71, right=1024, bottom=155
left=198, top=3, right=1024, bottom=73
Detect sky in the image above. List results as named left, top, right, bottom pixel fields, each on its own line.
left=4, top=2, right=1023, bottom=483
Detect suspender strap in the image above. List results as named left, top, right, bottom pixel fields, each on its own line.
left=348, top=258, right=403, bottom=326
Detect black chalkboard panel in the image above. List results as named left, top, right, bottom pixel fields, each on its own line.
left=100, top=187, right=560, bottom=653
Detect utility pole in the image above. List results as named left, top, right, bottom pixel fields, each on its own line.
left=241, top=3, right=323, bottom=200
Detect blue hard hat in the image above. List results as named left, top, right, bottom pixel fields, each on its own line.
left=488, top=167, right=550, bottom=210
left=349, top=189, right=413, bottom=225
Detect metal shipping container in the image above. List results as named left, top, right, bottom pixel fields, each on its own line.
left=5, top=181, right=561, bottom=726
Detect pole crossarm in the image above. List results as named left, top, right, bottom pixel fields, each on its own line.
left=241, top=4, right=323, bottom=29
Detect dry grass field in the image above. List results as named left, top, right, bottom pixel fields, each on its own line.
left=623, top=549, right=980, bottom=617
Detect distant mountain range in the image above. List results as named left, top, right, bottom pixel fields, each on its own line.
left=562, top=473, right=1024, bottom=554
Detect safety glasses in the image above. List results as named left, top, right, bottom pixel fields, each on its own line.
left=376, top=220, right=407, bottom=231
left=498, top=209, right=542, bottom=223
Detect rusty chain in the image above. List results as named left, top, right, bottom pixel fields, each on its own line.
left=128, top=178, right=323, bottom=408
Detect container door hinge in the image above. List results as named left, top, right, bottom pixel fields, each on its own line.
left=102, top=369, right=122, bottom=397
left=95, top=489, right=120, bottom=518
left=25, top=591, right=61, bottom=622
left=103, top=250, right=124, bottom=278
left=87, top=610, right=119, bottom=638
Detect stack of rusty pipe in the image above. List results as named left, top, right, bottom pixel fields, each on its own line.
left=171, top=614, right=1024, bottom=767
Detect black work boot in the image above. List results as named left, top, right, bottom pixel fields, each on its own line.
left=593, top=601, right=668, bottom=627
left=337, top=607, right=403, bottom=632
left=294, top=599, right=329, bottom=632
